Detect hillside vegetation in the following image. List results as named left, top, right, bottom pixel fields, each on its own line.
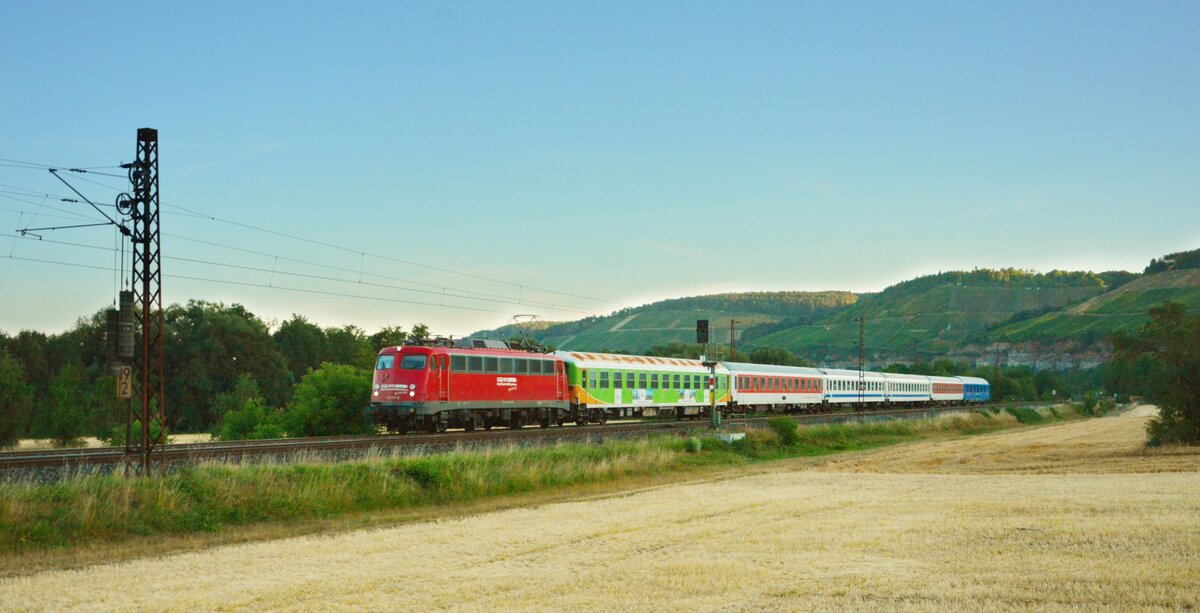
left=478, top=253, right=1200, bottom=365
left=751, top=270, right=1122, bottom=361
left=478, top=291, right=858, bottom=354
left=989, top=268, right=1200, bottom=344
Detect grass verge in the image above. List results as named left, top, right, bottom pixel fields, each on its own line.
left=1, top=405, right=1083, bottom=557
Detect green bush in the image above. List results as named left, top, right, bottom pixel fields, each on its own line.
left=1005, top=407, right=1045, bottom=424
left=281, top=363, right=373, bottom=437
left=218, top=398, right=284, bottom=441
left=766, top=417, right=800, bottom=447
left=403, top=460, right=450, bottom=489
left=106, top=416, right=169, bottom=447
left=211, top=375, right=284, bottom=440
left=685, top=437, right=703, bottom=453
left=1082, top=392, right=1099, bottom=416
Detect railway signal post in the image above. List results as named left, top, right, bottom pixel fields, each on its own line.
left=698, top=319, right=719, bottom=430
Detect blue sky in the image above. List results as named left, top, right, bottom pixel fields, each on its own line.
left=1, top=1, right=1197, bottom=336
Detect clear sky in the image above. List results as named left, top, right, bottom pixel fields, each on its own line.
left=2, top=1, right=1197, bottom=337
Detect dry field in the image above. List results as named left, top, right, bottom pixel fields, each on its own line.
left=13, top=433, right=211, bottom=451
left=2, top=406, right=1197, bottom=611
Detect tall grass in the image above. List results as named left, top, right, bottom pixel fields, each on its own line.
left=0, top=405, right=1085, bottom=553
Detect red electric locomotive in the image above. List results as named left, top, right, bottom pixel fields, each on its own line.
left=369, top=340, right=569, bottom=433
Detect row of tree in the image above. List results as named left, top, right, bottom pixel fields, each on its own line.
left=0, top=301, right=427, bottom=447
left=2, top=301, right=1195, bottom=448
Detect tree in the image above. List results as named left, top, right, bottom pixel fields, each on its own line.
left=747, top=347, right=811, bottom=367
left=164, top=301, right=292, bottom=430
left=369, top=326, right=408, bottom=350
left=4, top=330, right=52, bottom=437
left=217, top=397, right=284, bottom=441
left=209, top=374, right=265, bottom=431
left=213, top=374, right=283, bottom=441
left=323, top=325, right=373, bottom=367
left=273, top=315, right=327, bottom=382
left=281, top=363, right=373, bottom=437
left=410, top=323, right=431, bottom=341
left=0, top=348, right=33, bottom=448
left=1107, top=302, right=1200, bottom=445
left=48, top=363, right=90, bottom=447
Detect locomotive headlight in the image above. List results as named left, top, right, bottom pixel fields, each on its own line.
left=409, top=390, right=416, bottom=397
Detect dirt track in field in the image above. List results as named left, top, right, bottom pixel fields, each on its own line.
left=818, top=404, right=1199, bottom=475
left=2, top=406, right=1197, bottom=611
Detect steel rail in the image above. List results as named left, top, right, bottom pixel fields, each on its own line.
left=0, top=402, right=1056, bottom=470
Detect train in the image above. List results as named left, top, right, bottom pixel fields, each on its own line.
left=368, top=339, right=990, bottom=433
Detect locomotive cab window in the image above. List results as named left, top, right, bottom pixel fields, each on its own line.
left=399, top=355, right=427, bottom=370
left=375, top=355, right=394, bottom=370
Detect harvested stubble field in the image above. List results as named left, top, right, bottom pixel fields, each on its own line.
left=2, top=406, right=1197, bottom=611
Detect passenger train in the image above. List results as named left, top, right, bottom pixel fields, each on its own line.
left=369, top=340, right=991, bottom=433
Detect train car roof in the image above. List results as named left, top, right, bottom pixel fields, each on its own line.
left=955, top=376, right=990, bottom=385
left=927, top=375, right=964, bottom=384
left=880, top=372, right=931, bottom=382
left=720, top=362, right=824, bottom=376
left=553, top=351, right=726, bottom=374
left=377, top=345, right=559, bottom=359
left=819, top=368, right=888, bottom=380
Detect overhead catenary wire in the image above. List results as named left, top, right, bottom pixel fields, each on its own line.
left=163, top=232, right=575, bottom=311
left=2, top=253, right=516, bottom=315
left=157, top=199, right=617, bottom=305
left=1, top=156, right=618, bottom=309
left=1, top=232, right=589, bottom=315
left=1, top=183, right=591, bottom=312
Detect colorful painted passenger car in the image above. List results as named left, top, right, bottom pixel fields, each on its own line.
left=554, top=351, right=730, bottom=420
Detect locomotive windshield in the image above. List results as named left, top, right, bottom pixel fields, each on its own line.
left=400, top=355, right=428, bottom=370
left=375, top=355, right=394, bottom=370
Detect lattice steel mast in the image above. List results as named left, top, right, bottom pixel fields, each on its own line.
left=123, top=128, right=165, bottom=473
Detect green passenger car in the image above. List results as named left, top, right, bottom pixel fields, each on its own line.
left=554, top=350, right=730, bottom=419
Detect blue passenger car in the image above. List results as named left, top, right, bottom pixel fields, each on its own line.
left=956, top=376, right=990, bottom=403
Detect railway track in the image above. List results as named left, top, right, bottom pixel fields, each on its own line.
left=0, top=402, right=1056, bottom=471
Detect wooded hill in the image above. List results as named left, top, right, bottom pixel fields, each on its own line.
left=478, top=291, right=858, bottom=355
left=478, top=249, right=1200, bottom=367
